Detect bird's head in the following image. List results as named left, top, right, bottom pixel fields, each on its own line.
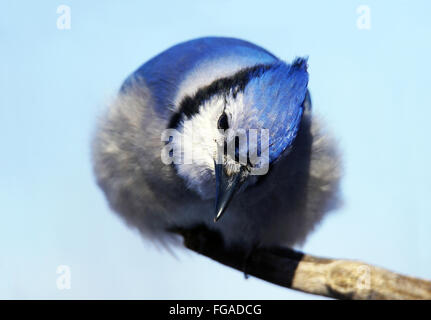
left=167, top=58, right=309, bottom=221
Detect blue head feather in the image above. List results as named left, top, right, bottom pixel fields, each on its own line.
left=242, top=58, right=308, bottom=163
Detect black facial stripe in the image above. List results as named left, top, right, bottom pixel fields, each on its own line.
left=167, top=63, right=274, bottom=129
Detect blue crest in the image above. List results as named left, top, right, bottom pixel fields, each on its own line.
left=243, top=58, right=308, bottom=163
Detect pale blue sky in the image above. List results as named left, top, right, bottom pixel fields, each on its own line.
left=1, top=0, right=430, bottom=299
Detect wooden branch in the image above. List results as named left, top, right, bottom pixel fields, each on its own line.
left=172, top=226, right=431, bottom=300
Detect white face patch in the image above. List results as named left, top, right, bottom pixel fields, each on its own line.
left=174, top=92, right=250, bottom=199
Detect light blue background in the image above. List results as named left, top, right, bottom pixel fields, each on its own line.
left=1, top=0, right=430, bottom=299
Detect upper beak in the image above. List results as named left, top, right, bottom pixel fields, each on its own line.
left=214, top=163, right=247, bottom=222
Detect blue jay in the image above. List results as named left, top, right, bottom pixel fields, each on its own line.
left=92, top=37, right=342, bottom=250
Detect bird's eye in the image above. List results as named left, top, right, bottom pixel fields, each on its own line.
left=217, top=112, right=229, bottom=130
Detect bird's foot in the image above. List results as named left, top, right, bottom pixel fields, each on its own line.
left=242, top=244, right=259, bottom=279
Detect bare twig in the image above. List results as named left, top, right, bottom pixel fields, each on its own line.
left=172, top=226, right=431, bottom=300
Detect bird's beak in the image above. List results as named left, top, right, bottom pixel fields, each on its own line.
left=214, top=164, right=246, bottom=222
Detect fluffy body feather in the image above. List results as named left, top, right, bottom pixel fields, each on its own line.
left=92, top=37, right=342, bottom=249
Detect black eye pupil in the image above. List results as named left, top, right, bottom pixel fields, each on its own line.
left=217, top=112, right=229, bottom=130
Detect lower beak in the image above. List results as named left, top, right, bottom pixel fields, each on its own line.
left=214, top=164, right=246, bottom=222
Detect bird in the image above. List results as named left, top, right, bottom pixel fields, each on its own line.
left=92, top=37, right=342, bottom=251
